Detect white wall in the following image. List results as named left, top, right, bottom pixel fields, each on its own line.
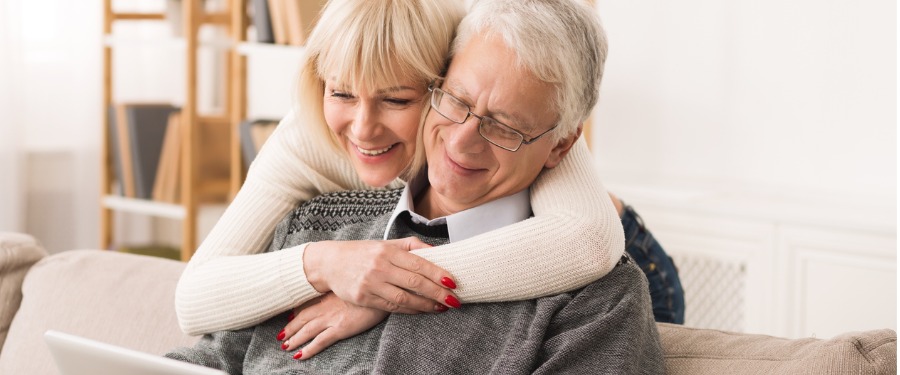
left=594, top=0, right=896, bottom=205
left=0, top=0, right=104, bottom=252
left=0, top=0, right=25, bottom=233
left=592, top=0, right=897, bottom=338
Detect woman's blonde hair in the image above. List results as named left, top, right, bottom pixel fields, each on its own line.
left=293, top=0, right=465, bottom=181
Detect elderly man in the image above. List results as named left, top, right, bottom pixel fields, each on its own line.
left=168, top=0, right=664, bottom=373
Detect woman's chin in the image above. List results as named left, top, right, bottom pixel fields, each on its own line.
left=358, top=172, right=398, bottom=188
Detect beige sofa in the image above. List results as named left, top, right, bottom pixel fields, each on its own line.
left=0, top=232, right=895, bottom=374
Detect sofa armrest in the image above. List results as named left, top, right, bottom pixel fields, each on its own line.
left=0, top=249, right=200, bottom=375
left=0, top=232, right=48, bottom=352
left=659, top=323, right=897, bottom=374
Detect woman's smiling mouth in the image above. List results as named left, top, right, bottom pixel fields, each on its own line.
left=356, top=144, right=395, bottom=156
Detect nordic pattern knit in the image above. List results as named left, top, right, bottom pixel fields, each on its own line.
left=167, top=189, right=664, bottom=375
left=175, top=111, right=626, bottom=335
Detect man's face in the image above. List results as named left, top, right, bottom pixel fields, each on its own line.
left=423, top=32, right=577, bottom=214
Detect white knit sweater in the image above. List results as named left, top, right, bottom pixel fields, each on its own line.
left=174, top=111, right=625, bottom=335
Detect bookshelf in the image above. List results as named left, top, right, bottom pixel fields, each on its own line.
left=101, top=0, right=248, bottom=261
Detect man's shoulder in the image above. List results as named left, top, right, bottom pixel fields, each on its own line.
left=587, top=255, right=647, bottom=294
left=561, top=255, right=651, bottom=311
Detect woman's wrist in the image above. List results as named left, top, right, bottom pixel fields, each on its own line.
left=302, top=242, right=330, bottom=293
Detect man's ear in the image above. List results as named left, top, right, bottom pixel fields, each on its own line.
left=544, top=125, right=582, bottom=169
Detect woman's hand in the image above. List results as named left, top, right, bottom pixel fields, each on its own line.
left=279, top=293, right=388, bottom=360
left=303, top=237, right=461, bottom=313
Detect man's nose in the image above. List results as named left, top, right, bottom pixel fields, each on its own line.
left=446, top=114, right=488, bottom=154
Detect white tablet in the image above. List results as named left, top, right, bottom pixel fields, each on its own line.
left=44, top=330, right=227, bottom=375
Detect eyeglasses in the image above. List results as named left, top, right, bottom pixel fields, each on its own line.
left=428, top=83, right=556, bottom=152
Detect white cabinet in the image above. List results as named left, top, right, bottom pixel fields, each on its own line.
left=610, top=183, right=896, bottom=339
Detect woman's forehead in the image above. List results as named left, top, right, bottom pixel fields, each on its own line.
left=323, top=70, right=427, bottom=93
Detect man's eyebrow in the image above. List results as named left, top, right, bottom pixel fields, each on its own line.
left=447, top=79, right=536, bottom=132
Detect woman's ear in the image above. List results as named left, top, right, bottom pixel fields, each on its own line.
left=543, top=125, right=583, bottom=169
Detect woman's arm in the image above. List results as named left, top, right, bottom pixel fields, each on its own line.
left=411, top=138, right=625, bottom=301
left=174, top=111, right=379, bottom=335
left=178, top=117, right=621, bottom=334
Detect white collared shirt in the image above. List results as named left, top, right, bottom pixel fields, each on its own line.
left=383, top=176, right=532, bottom=242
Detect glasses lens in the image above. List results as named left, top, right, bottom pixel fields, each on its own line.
left=432, top=89, right=469, bottom=124
left=480, top=118, right=524, bottom=151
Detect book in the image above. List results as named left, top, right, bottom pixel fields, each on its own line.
left=284, top=0, right=327, bottom=46
left=252, top=0, right=274, bottom=43
left=124, top=104, right=180, bottom=200
left=152, top=115, right=232, bottom=204
left=108, top=105, right=131, bottom=197
left=153, top=112, right=182, bottom=203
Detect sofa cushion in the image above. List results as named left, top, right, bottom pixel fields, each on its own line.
left=659, top=323, right=897, bottom=374
left=0, top=250, right=199, bottom=375
left=0, top=232, right=48, bottom=352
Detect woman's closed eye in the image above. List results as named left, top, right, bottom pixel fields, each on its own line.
left=330, top=90, right=355, bottom=100
left=383, top=97, right=414, bottom=107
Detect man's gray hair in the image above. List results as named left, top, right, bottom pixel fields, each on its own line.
left=452, top=0, right=608, bottom=140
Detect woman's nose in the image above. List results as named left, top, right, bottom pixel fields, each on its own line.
left=350, top=102, right=382, bottom=141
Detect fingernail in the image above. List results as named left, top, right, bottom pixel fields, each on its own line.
left=287, top=312, right=295, bottom=321
left=440, top=277, right=457, bottom=289
left=277, top=330, right=286, bottom=341
left=435, top=304, right=449, bottom=312
left=281, top=342, right=289, bottom=350
left=445, top=295, right=461, bottom=308
left=293, top=350, right=303, bottom=360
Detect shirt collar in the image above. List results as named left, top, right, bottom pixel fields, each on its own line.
left=383, top=175, right=532, bottom=242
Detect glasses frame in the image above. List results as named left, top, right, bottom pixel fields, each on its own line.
left=427, top=83, right=556, bottom=152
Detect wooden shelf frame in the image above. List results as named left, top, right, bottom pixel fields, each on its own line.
left=101, top=0, right=247, bottom=261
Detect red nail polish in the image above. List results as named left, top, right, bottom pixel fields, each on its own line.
left=277, top=330, right=286, bottom=341
left=282, top=342, right=289, bottom=350
left=293, top=350, right=303, bottom=360
left=288, top=312, right=295, bottom=321
left=440, top=277, right=457, bottom=289
left=445, top=295, right=461, bottom=308
left=435, top=304, right=449, bottom=312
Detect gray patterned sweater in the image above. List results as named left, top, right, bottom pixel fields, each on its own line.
left=167, top=189, right=664, bottom=374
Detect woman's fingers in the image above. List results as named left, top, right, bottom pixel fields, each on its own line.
left=283, top=314, right=327, bottom=351
left=395, top=236, right=433, bottom=251
left=391, top=237, right=456, bottom=291
left=363, top=282, right=445, bottom=313
left=292, top=328, right=341, bottom=360
left=308, top=238, right=461, bottom=312
left=371, top=266, right=460, bottom=312
left=280, top=293, right=390, bottom=360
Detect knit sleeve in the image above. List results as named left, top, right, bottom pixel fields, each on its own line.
left=409, top=138, right=625, bottom=302
left=174, top=111, right=377, bottom=335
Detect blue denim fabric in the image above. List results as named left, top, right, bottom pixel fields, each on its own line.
left=621, top=204, right=685, bottom=324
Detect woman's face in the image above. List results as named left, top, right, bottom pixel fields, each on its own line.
left=323, top=78, right=427, bottom=187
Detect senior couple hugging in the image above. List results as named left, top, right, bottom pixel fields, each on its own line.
left=168, top=0, right=674, bottom=373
